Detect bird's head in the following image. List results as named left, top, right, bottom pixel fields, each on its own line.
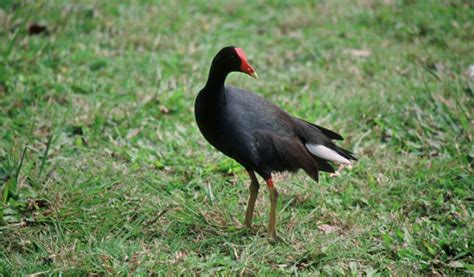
left=212, top=46, right=258, bottom=79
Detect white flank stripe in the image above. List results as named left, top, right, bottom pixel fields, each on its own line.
left=306, top=144, right=352, bottom=164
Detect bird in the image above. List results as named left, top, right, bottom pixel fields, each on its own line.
left=194, top=46, right=357, bottom=242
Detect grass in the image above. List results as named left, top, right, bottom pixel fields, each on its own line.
left=0, top=0, right=473, bottom=275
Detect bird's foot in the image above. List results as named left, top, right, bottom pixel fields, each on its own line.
left=269, top=234, right=291, bottom=246
left=239, top=223, right=258, bottom=236
left=268, top=233, right=282, bottom=244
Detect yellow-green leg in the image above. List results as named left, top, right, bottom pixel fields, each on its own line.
left=244, top=171, right=260, bottom=228
left=266, top=178, right=279, bottom=242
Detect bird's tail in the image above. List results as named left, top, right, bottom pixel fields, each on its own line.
left=294, top=118, right=357, bottom=165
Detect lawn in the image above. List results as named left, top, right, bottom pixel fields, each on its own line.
left=0, top=0, right=473, bottom=275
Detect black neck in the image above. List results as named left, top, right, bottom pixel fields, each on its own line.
left=204, top=62, right=230, bottom=91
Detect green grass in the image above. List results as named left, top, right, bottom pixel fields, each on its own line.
left=1, top=0, right=473, bottom=275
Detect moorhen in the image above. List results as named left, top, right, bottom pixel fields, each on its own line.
left=194, top=46, right=356, bottom=241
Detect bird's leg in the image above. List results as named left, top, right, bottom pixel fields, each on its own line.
left=266, top=178, right=279, bottom=242
left=244, top=171, right=260, bottom=228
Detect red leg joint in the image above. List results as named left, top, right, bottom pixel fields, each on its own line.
left=265, top=179, right=274, bottom=188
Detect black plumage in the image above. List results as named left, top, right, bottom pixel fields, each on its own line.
left=194, top=46, right=356, bottom=241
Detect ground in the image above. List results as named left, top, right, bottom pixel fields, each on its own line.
left=0, top=0, right=473, bottom=275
